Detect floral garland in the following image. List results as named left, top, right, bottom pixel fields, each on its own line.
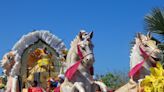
left=141, top=62, right=164, bottom=92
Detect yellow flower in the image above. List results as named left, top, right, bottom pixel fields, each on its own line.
left=144, top=86, right=152, bottom=92
left=141, top=62, right=164, bottom=92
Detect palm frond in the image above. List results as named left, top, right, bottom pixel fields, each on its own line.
left=144, top=8, right=164, bottom=37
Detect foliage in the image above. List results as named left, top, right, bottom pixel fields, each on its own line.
left=144, top=7, right=164, bottom=40
left=97, top=71, right=128, bottom=90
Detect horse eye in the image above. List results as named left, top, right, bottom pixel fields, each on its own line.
left=144, top=44, right=149, bottom=47
left=81, top=47, right=86, bottom=51
left=8, top=56, right=12, bottom=60
left=7, top=55, right=12, bottom=60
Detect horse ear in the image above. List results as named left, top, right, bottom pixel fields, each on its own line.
left=89, top=31, right=93, bottom=39
left=12, top=50, right=17, bottom=55
left=78, top=31, right=83, bottom=41
left=137, top=33, right=142, bottom=42
left=147, top=32, right=152, bottom=39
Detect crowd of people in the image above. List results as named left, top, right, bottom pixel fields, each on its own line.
left=28, top=74, right=65, bottom=92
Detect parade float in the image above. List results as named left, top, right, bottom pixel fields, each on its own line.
left=1, top=31, right=67, bottom=92
left=1, top=30, right=162, bottom=92
left=1, top=30, right=107, bottom=92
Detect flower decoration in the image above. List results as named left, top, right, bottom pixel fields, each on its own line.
left=141, top=62, right=164, bottom=92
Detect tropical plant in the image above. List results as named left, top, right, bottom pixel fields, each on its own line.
left=144, top=8, right=164, bottom=39
left=98, top=71, right=128, bottom=90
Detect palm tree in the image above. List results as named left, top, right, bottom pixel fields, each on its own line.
left=144, top=7, right=164, bottom=64
left=144, top=8, right=164, bottom=40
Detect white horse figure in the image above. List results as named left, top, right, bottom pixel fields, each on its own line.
left=130, top=32, right=161, bottom=81
left=116, top=32, right=161, bottom=92
left=1, top=51, right=20, bottom=92
left=60, top=31, right=107, bottom=92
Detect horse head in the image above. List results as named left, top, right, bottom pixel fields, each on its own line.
left=1, top=51, right=16, bottom=76
left=77, top=31, right=95, bottom=68
left=136, top=32, right=161, bottom=64
left=130, top=32, right=161, bottom=81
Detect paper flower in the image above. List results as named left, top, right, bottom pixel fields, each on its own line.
left=141, top=62, right=164, bottom=92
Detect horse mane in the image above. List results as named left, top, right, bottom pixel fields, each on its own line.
left=130, top=37, right=143, bottom=69
left=70, top=35, right=80, bottom=48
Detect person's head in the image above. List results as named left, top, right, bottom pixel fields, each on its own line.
left=58, top=74, right=65, bottom=83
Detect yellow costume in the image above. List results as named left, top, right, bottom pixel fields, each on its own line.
left=26, top=48, right=57, bottom=90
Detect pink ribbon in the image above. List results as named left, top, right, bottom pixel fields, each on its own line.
left=77, top=45, right=83, bottom=59
left=139, top=46, right=149, bottom=59
left=65, top=45, right=83, bottom=80
left=128, top=46, right=149, bottom=77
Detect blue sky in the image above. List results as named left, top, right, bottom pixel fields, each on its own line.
left=0, top=0, right=164, bottom=75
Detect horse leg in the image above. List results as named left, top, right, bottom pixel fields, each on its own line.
left=94, top=81, right=107, bottom=92
left=11, top=76, right=20, bottom=92
left=60, top=81, right=85, bottom=92
left=71, top=82, right=85, bottom=92
left=60, top=78, right=73, bottom=92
